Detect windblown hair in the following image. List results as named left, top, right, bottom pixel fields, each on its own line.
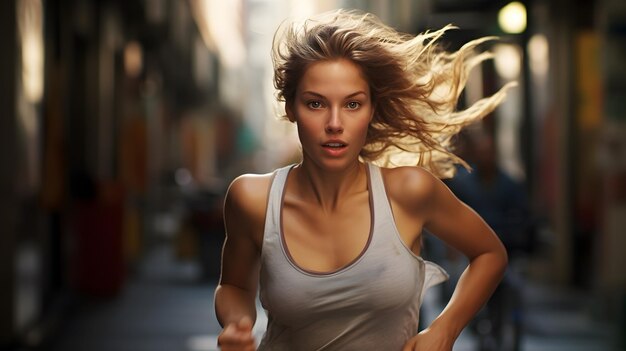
left=272, top=9, right=515, bottom=178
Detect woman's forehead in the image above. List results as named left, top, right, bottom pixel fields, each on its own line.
left=297, top=59, right=369, bottom=97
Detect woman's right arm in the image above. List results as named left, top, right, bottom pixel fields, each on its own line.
left=215, top=175, right=269, bottom=349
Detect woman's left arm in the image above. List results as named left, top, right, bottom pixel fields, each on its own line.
left=402, top=169, right=508, bottom=351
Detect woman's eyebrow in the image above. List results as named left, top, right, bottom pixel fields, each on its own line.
left=301, top=91, right=368, bottom=99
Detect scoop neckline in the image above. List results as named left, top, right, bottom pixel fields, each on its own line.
left=278, top=163, right=375, bottom=277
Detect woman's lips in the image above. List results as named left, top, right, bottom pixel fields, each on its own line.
left=321, top=141, right=348, bottom=156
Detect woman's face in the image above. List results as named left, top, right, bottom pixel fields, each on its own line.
left=287, top=59, right=373, bottom=171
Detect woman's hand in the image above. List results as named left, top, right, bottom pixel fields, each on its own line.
left=217, top=316, right=256, bottom=351
left=402, top=327, right=454, bottom=351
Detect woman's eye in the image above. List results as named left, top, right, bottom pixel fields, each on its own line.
left=307, top=101, right=323, bottom=109
left=346, top=101, right=360, bottom=109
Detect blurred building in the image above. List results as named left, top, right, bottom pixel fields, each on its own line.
left=0, top=0, right=624, bottom=349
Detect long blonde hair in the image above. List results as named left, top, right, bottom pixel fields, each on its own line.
left=272, top=9, right=515, bottom=178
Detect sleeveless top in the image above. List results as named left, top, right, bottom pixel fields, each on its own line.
left=258, top=163, right=448, bottom=351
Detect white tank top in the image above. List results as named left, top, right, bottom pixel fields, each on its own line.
left=258, top=163, right=448, bottom=351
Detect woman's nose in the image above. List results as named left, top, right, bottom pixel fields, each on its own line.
left=325, top=108, right=344, bottom=133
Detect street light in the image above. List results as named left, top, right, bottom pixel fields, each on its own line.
left=498, top=1, right=527, bottom=34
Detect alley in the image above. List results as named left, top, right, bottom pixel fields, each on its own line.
left=1, top=0, right=625, bottom=350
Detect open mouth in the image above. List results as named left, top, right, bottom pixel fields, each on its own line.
left=322, top=142, right=347, bottom=148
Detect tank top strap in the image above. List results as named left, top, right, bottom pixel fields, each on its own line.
left=263, top=164, right=295, bottom=243
left=366, top=163, right=395, bottom=224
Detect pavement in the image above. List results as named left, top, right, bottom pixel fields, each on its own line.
left=40, top=243, right=619, bottom=351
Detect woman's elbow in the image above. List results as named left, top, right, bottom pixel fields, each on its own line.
left=495, top=243, right=508, bottom=276
left=479, top=237, right=508, bottom=278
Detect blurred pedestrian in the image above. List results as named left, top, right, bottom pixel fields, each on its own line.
left=445, top=132, right=530, bottom=351
left=446, top=132, right=532, bottom=257
left=215, top=9, right=512, bottom=351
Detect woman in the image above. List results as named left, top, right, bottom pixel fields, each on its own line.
left=215, top=9, right=511, bottom=351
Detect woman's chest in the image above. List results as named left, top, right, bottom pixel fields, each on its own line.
left=281, top=195, right=372, bottom=273
left=260, top=228, right=425, bottom=327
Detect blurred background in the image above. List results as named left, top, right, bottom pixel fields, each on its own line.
left=0, top=0, right=625, bottom=350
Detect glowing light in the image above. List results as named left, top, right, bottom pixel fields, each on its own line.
left=528, top=34, right=549, bottom=78
left=498, top=2, right=527, bottom=34
left=201, top=0, right=245, bottom=68
left=18, top=0, right=44, bottom=103
left=124, top=41, right=143, bottom=78
left=494, top=44, right=522, bottom=80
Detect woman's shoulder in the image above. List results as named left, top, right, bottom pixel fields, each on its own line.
left=379, top=165, right=440, bottom=205
left=225, top=171, right=276, bottom=220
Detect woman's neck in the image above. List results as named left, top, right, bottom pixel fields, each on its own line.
left=292, top=160, right=367, bottom=213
